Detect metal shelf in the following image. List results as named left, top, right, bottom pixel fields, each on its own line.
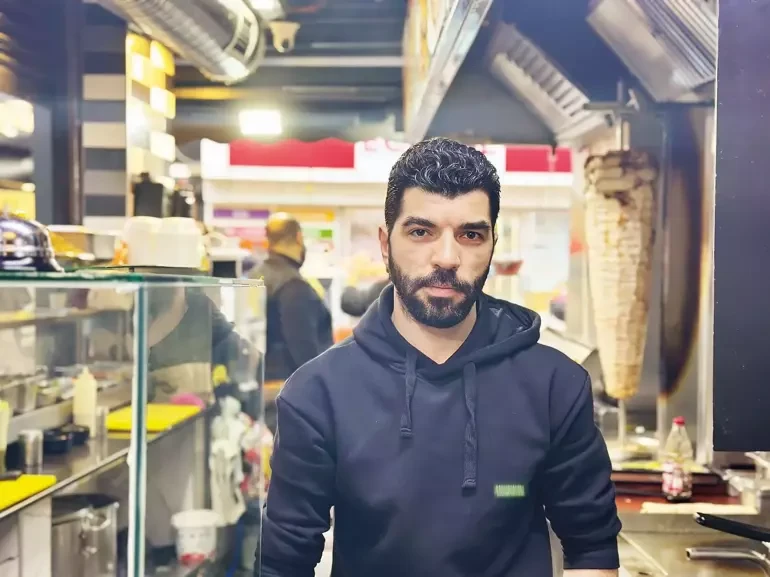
left=0, top=307, right=108, bottom=331
left=7, top=381, right=132, bottom=443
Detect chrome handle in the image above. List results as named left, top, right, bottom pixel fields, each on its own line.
left=687, top=547, right=770, bottom=575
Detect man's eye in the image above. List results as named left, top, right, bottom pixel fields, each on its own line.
left=463, top=231, right=482, bottom=241
left=410, top=229, right=429, bottom=238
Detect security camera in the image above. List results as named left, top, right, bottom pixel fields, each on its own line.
left=268, top=21, right=301, bottom=53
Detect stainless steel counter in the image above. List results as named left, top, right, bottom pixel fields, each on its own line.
left=619, top=532, right=768, bottom=576
left=7, top=380, right=133, bottom=443
left=0, top=406, right=209, bottom=520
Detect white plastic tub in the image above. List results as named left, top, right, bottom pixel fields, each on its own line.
left=171, top=509, right=222, bottom=566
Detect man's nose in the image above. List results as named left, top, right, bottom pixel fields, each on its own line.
left=431, top=233, right=461, bottom=269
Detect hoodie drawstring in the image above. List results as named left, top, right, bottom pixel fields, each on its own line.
left=400, top=350, right=418, bottom=438
left=399, top=352, right=479, bottom=491
left=462, top=362, right=478, bottom=491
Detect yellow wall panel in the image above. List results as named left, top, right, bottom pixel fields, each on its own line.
left=150, top=41, right=175, bottom=76
left=126, top=33, right=151, bottom=57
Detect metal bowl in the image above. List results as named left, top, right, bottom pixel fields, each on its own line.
left=0, top=376, right=39, bottom=414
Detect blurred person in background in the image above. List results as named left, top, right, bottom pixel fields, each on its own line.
left=340, top=276, right=389, bottom=317
left=250, top=212, right=333, bottom=433
left=261, top=138, right=620, bottom=577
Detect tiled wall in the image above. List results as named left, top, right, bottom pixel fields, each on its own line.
left=82, top=0, right=129, bottom=229
left=125, top=33, right=177, bottom=217
left=81, top=1, right=176, bottom=231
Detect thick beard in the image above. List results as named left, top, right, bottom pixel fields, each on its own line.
left=388, top=252, right=490, bottom=329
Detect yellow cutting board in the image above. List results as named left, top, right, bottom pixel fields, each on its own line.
left=0, top=474, right=57, bottom=511
left=107, top=404, right=202, bottom=433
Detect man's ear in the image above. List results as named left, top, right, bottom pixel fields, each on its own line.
left=379, top=226, right=389, bottom=271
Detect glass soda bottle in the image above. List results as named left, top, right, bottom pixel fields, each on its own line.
left=661, top=416, right=694, bottom=502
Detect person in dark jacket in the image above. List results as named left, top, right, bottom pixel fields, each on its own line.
left=260, top=139, right=620, bottom=577
left=250, top=212, right=333, bottom=432
left=340, top=277, right=390, bottom=317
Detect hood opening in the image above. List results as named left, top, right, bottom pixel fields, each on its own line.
left=587, top=0, right=716, bottom=102
left=485, top=22, right=609, bottom=145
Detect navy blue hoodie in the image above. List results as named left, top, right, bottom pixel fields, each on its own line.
left=261, top=287, right=621, bottom=577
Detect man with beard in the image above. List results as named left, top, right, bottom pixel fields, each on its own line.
left=260, top=139, right=620, bottom=577
left=250, top=212, right=333, bottom=433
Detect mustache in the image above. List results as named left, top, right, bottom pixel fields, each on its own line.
left=411, top=268, right=474, bottom=296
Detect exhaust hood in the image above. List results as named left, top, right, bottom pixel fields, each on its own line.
left=486, top=23, right=608, bottom=145
left=587, top=0, right=717, bottom=102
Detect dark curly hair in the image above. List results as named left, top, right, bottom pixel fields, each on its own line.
left=384, top=138, right=501, bottom=234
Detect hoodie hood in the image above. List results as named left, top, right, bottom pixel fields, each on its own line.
left=353, top=285, right=541, bottom=490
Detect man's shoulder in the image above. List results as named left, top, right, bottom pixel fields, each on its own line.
left=278, top=338, right=362, bottom=400
left=252, top=259, right=303, bottom=292
left=520, top=342, right=590, bottom=390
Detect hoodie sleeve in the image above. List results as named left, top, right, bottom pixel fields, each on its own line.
left=261, top=385, right=335, bottom=577
left=542, top=372, right=621, bottom=571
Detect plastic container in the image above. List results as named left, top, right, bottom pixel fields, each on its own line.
left=123, top=216, right=161, bottom=266
left=72, top=368, right=98, bottom=434
left=171, top=509, right=222, bottom=566
left=155, top=218, right=204, bottom=268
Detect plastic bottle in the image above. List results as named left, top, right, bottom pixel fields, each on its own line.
left=73, top=368, right=98, bottom=437
left=661, top=416, right=694, bottom=502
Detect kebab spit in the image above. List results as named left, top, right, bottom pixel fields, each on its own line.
left=584, top=150, right=658, bottom=402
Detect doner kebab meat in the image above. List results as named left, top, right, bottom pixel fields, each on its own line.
left=584, top=150, right=657, bottom=400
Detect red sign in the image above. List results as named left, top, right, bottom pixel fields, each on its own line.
left=229, top=138, right=355, bottom=168
left=228, top=139, right=572, bottom=173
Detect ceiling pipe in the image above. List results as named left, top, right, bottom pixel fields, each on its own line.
left=105, top=0, right=266, bottom=84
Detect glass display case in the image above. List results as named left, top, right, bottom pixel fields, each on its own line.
left=0, top=271, right=265, bottom=577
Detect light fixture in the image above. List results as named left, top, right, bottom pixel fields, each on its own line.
left=239, top=109, right=282, bottom=136
left=21, top=183, right=35, bottom=193
left=0, top=125, right=18, bottom=139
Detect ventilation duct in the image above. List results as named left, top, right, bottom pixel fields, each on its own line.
left=485, top=23, right=607, bottom=145
left=102, top=0, right=266, bottom=84
left=587, top=0, right=717, bottom=102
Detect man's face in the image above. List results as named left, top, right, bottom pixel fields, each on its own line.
left=380, top=188, right=495, bottom=329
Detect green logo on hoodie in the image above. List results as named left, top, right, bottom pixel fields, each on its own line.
left=494, top=483, right=527, bottom=498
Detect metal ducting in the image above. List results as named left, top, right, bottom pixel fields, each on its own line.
left=102, top=0, right=266, bottom=84
left=587, top=0, right=717, bottom=102
left=485, top=23, right=608, bottom=145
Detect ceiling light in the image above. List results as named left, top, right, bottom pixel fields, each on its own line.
left=0, top=126, right=18, bottom=139
left=239, top=109, right=282, bottom=136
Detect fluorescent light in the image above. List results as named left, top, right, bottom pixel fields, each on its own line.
left=0, top=125, right=18, bottom=139
left=21, top=183, right=35, bottom=192
left=239, top=109, right=282, bottom=136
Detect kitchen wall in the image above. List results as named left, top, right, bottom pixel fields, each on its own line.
left=81, top=1, right=129, bottom=229
left=81, top=3, right=177, bottom=231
